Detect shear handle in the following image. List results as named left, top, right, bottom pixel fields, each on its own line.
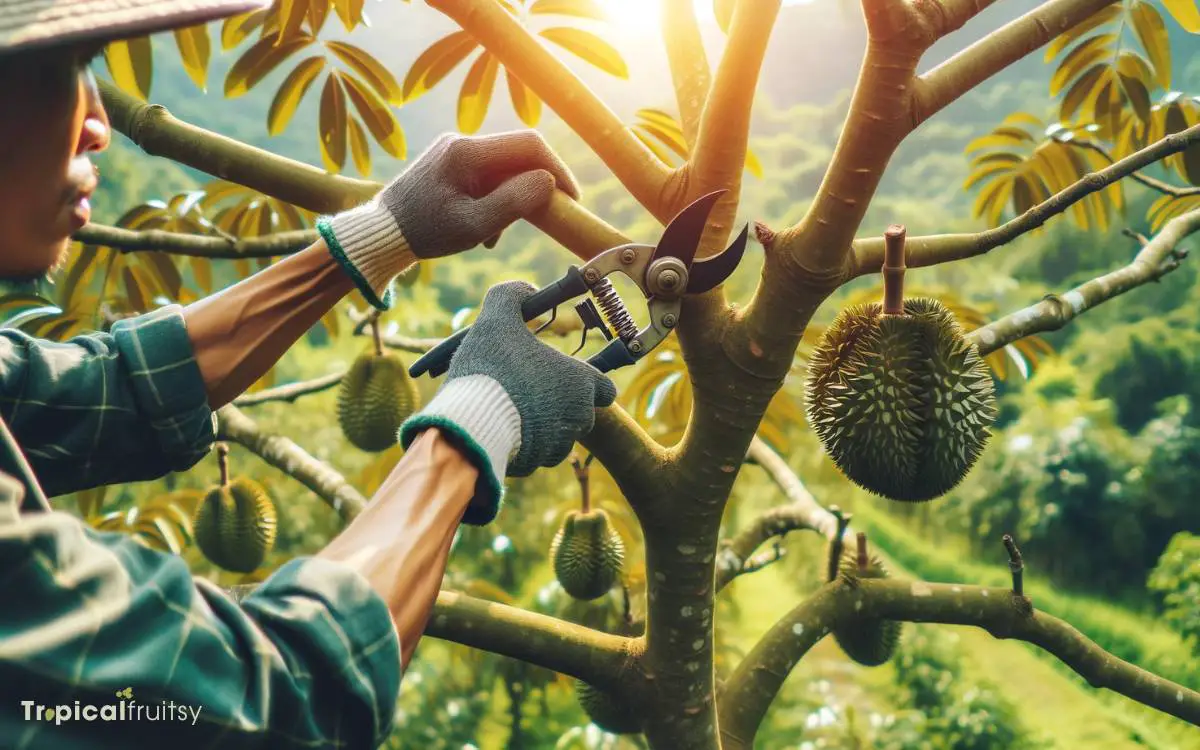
left=409, top=267, right=591, bottom=378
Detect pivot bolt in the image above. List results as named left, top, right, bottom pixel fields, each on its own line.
left=629, top=340, right=644, bottom=354
left=656, top=269, right=681, bottom=291
left=620, top=248, right=637, bottom=264
left=662, top=313, right=677, bottom=328
left=584, top=268, right=601, bottom=283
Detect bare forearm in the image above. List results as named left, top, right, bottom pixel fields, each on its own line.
left=315, top=429, right=476, bottom=668
left=183, top=241, right=414, bottom=408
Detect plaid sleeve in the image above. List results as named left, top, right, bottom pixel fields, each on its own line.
left=0, top=305, right=217, bottom=497
left=0, top=471, right=402, bottom=749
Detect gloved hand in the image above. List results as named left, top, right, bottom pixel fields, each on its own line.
left=317, top=130, right=580, bottom=310
left=398, top=281, right=617, bottom=525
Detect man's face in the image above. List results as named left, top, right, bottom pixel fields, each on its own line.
left=0, top=42, right=110, bottom=278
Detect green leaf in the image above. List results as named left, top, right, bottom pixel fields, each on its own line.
left=538, top=27, right=628, bottom=78
left=104, top=36, right=154, bottom=100
left=1163, top=0, right=1200, bottom=32
left=268, top=56, right=325, bottom=136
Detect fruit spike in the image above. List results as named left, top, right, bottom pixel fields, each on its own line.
left=574, top=680, right=641, bottom=734
left=805, top=296, right=998, bottom=502
left=550, top=508, right=624, bottom=601
left=337, top=348, right=421, bottom=452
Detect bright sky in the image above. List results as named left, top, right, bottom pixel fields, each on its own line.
left=601, top=0, right=816, bottom=33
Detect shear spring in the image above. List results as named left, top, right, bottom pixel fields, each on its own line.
left=591, top=278, right=639, bottom=342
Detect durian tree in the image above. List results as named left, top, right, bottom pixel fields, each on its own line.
left=6, top=0, right=1200, bottom=746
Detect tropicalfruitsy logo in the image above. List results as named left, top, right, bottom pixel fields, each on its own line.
left=19, top=687, right=204, bottom=726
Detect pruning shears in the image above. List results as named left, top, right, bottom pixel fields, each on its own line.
left=409, top=189, right=749, bottom=378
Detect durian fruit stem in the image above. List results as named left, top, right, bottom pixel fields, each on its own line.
left=826, top=505, right=852, bottom=582
left=1003, top=533, right=1025, bottom=597
left=216, top=442, right=230, bottom=488
left=882, top=224, right=907, bottom=315
left=369, top=316, right=384, bottom=357
left=855, top=532, right=869, bottom=574
left=570, top=452, right=593, bottom=513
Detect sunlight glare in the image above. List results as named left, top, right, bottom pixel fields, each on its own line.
left=599, top=0, right=816, bottom=33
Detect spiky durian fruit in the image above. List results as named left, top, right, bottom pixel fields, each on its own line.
left=194, top=478, right=277, bottom=574
left=337, top=351, right=420, bottom=452
left=805, top=298, right=998, bottom=502
left=831, top=550, right=902, bottom=666
left=550, top=509, right=624, bottom=601
left=574, top=680, right=641, bottom=734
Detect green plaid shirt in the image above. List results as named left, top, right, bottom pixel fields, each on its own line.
left=0, top=305, right=402, bottom=748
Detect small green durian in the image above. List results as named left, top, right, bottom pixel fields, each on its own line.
left=830, top=549, right=901, bottom=667
left=574, top=680, right=641, bottom=734
left=550, top=509, right=624, bottom=601
left=805, top=297, right=997, bottom=502
left=194, top=476, right=277, bottom=574
left=337, top=349, right=420, bottom=452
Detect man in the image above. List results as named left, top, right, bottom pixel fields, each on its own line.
left=0, top=1, right=616, bottom=747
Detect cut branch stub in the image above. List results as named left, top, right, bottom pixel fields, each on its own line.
left=855, top=531, right=869, bottom=574
left=826, top=505, right=853, bottom=583
left=1003, top=533, right=1025, bottom=598
left=881, top=224, right=907, bottom=315
left=216, top=442, right=230, bottom=488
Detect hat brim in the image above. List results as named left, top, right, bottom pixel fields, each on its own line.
left=1, top=0, right=270, bottom=56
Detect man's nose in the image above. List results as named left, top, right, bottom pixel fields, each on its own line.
left=77, top=69, right=111, bottom=154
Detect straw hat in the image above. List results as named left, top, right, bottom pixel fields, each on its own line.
left=0, top=0, right=269, bottom=56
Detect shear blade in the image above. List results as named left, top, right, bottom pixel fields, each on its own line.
left=687, top=222, right=750, bottom=293
left=650, top=189, right=728, bottom=272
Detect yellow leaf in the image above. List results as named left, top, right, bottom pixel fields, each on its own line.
left=1060, top=64, right=1107, bottom=121
left=340, top=73, right=406, bottom=159
left=1050, top=34, right=1116, bottom=96
left=191, top=256, right=212, bottom=295
left=966, top=132, right=1032, bottom=154
left=1044, top=4, right=1121, bottom=60
left=173, top=24, right=211, bottom=90
left=744, top=147, right=763, bottom=178
left=333, top=0, right=367, bottom=30
left=1117, top=66, right=1152, bottom=124
left=637, top=108, right=683, bottom=132
left=1001, top=111, right=1045, bottom=128
left=277, top=0, right=309, bottom=41
left=963, top=160, right=1018, bottom=191
left=319, top=74, right=348, bottom=173
left=402, top=31, right=479, bottom=101
left=1163, top=0, right=1200, bottom=32
left=307, top=0, right=329, bottom=33
left=457, top=51, right=500, bottom=134
left=104, top=36, right=153, bottom=100
left=325, top=40, right=404, bottom=104
left=225, top=33, right=314, bottom=98
left=632, top=127, right=677, bottom=166
left=268, top=56, right=325, bottom=135
left=974, top=176, right=1014, bottom=227
left=1130, top=0, right=1172, bottom=90
left=221, top=9, right=267, bottom=50
left=507, top=69, right=542, bottom=127
left=538, top=27, right=628, bottom=78
left=529, top=0, right=607, bottom=20
left=636, top=121, right=689, bottom=159
left=714, top=0, right=735, bottom=33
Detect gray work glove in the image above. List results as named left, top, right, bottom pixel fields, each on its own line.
left=317, top=130, right=580, bottom=310
left=398, top=281, right=617, bottom=525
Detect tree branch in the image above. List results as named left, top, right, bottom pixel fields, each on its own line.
left=425, top=0, right=673, bottom=220
left=101, top=78, right=626, bottom=263
left=99, top=79, right=376, bottom=214
left=226, top=584, right=634, bottom=686
left=718, top=578, right=1200, bottom=749
left=851, top=123, right=1200, bottom=274
left=913, top=0, right=1120, bottom=125
left=1068, top=139, right=1200, bottom=197
left=661, top=0, right=710, bottom=149
left=714, top=437, right=856, bottom=591
left=215, top=404, right=368, bottom=521
left=232, top=372, right=345, bottom=407
left=967, top=207, right=1200, bottom=356
left=427, top=590, right=635, bottom=687
left=579, top=405, right=670, bottom=527
left=74, top=223, right=316, bottom=259
left=691, top=0, right=780, bottom=201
